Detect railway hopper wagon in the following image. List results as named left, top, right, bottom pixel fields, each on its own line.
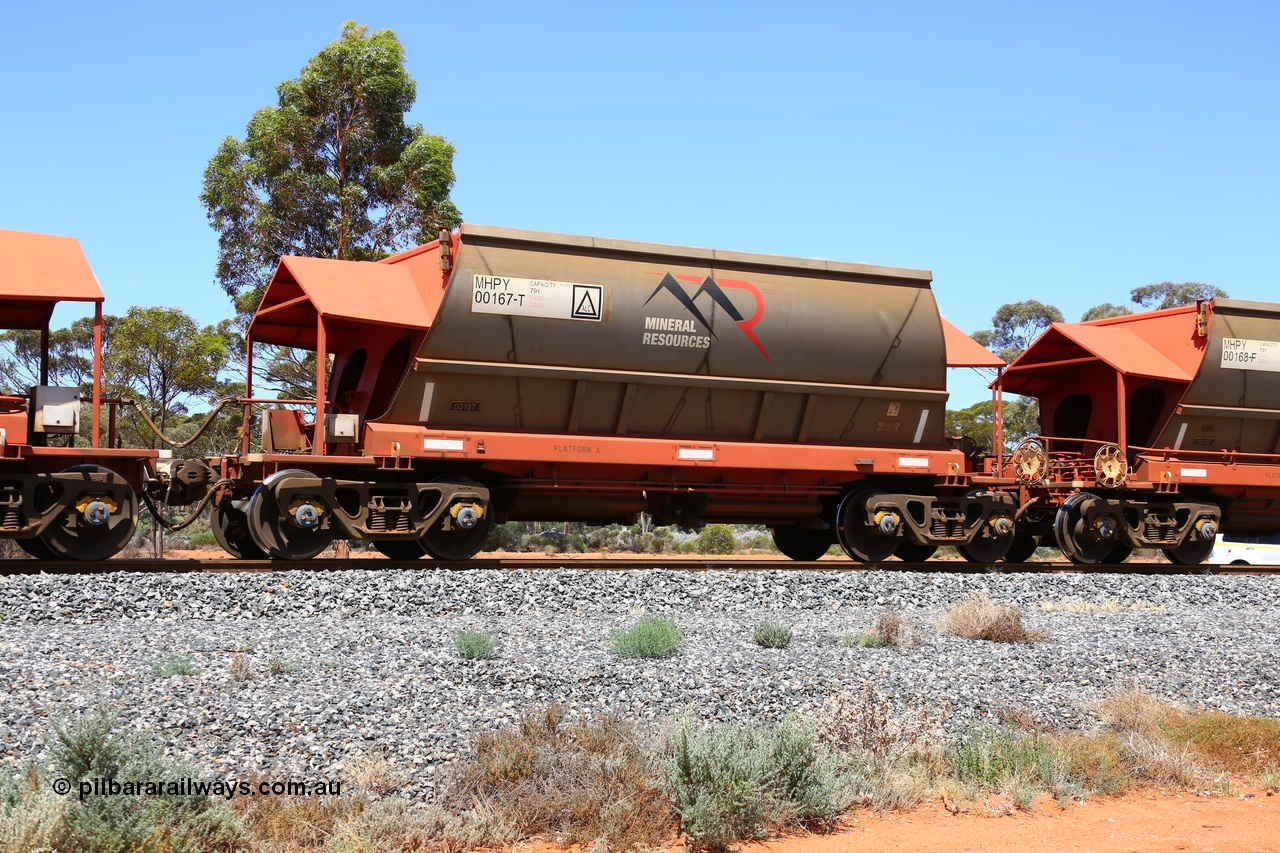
left=989, top=299, right=1280, bottom=564
left=0, top=230, right=161, bottom=561
left=207, top=225, right=1016, bottom=562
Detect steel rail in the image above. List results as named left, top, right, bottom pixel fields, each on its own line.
left=1, top=557, right=1277, bottom=577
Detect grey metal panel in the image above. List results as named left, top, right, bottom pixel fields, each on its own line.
left=458, top=224, right=934, bottom=284
left=385, top=227, right=949, bottom=447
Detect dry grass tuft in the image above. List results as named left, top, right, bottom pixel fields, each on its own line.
left=850, top=610, right=911, bottom=649
left=446, top=705, right=672, bottom=851
left=996, top=705, right=1057, bottom=735
left=937, top=593, right=1047, bottom=643
left=1095, top=689, right=1179, bottom=735
left=229, top=652, right=251, bottom=682
left=1161, top=712, right=1280, bottom=775
left=1037, top=598, right=1166, bottom=613
left=815, top=682, right=945, bottom=768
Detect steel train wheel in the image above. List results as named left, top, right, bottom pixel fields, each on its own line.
left=1002, top=531, right=1040, bottom=563
left=894, top=541, right=938, bottom=562
left=374, top=540, right=428, bottom=560
left=836, top=488, right=899, bottom=563
left=956, top=529, right=1014, bottom=563
left=1053, top=492, right=1113, bottom=565
left=211, top=503, right=267, bottom=560
left=771, top=527, right=834, bottom=561
left=38, top=465, right=138, bottom=561
left=247, top=469, right=334, bottom=561
left=17, top=536, right=59, bottom=560
left=1105, top=543, right=1133, bottom=565
left=419, top=495, right=493, bottom=562
left=1163, top=536, right=1215, bottom=566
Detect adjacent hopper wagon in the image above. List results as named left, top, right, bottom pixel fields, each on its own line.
left=990, top=299, right=1280, bottom=564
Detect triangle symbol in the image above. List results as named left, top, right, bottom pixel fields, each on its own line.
left=574, top=288, right=598, bottom=318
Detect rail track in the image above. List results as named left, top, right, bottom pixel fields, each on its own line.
left=1, top=556, right=1277, bottom=576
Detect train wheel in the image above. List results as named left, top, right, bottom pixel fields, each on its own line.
left=836, top=488, right=899, bottom=563
left=38, top=465, right=138, bottom=561
left=894, top=541, right=938, bottom=562
left=17, top=537, right=59, bottom=560
left=246, top=469, right=334, bottom=561
left=211, top=503, right=267, bottom=560
left=416, top=477, right=493, bottom=561
left=374, top=540, right=428, bottom=560
left=771, top=527, right=834, bottom=561
left=1163, top=536, right=1214, bottom=566
left=1053, top=492, right=1113, bottom=565
left=957, top=530, right=1014, bottom=564
left=1002, top=531, right=1040, bottom=563
left=1105, top=543, right=1133, bottom=565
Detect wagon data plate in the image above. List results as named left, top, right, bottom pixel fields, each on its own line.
left=471, top=275, right=603, bottom=322
left=1220, top=338, right=1280, bottom=372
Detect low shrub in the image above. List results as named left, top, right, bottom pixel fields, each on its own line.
left=610, top=616, right=683, bottom=659
left=752, top=621, right=793, bottom=649
left=850, top=610, right=907, bottom=649
left=666, top=716, right=845, bottom=851
left=267, top=654, right=300, bottom=675
left=814, top=683, right=945, bottom=769
left=694, top=524, right=737, bottom=555
left=8, top=710, right=247, bottom=852
left=937, top=593, right=1047, bottom=643
left=448, top=705, right=671, bottom=851
left=454, top=629, right=498, bottom=660
left=948, top=725, right=1058, bottom=791
left=152, top=655, right=200, bottom=677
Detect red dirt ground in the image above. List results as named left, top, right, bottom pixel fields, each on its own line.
left=521, top=788, right=1280, bottom=852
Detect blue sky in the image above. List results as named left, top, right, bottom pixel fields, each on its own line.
left=3, top=1, right=1276, bottom=406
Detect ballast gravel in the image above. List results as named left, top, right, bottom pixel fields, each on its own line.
left=1, top=566, right=1277, bottom=799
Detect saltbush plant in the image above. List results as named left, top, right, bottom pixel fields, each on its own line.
left=752, top=621, right=793, bottom=649
left=152, top=655, right=200, bottom=678
left=454, top=629, right=498, bottom=660
left=0, top=711, right=244, bottom=852
left=610, top=616, right=684, bottom=659
left=666, top=716, right=845, bottom=851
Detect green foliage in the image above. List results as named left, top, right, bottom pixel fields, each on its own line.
left=152, top=655, right=200, bottom=678
left=970, top=300, right=1065, bottom=363
left=694, top=524, right=737, bottom=555
left=945, top=397, right=1040, bottom=451
left=45, top=711, right=244, bottom=852
left=752, top=621, right=793, bottom=649
left=666, top=717, right=844, bottom=851
left=1080, top=302, right=1133, bottom=321
left=111, top=307, right=233, bottom=446
left=186, top=531, right=216, bottom=549
left=1131, top=281, right=1227, bottom=310
left=267, top=654, right=300, bottom=675
left=948, top=725, right=1059, bottom=789
left=609, top=616, right=683, bottom=659
left=454, top=629, right=498, bottom=660
left=0, top=314, right=118, bottom=395
left=200, top=20, right=461, bottom=317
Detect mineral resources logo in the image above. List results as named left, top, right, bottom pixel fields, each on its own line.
left=642, top=273, right=772, bottom=363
